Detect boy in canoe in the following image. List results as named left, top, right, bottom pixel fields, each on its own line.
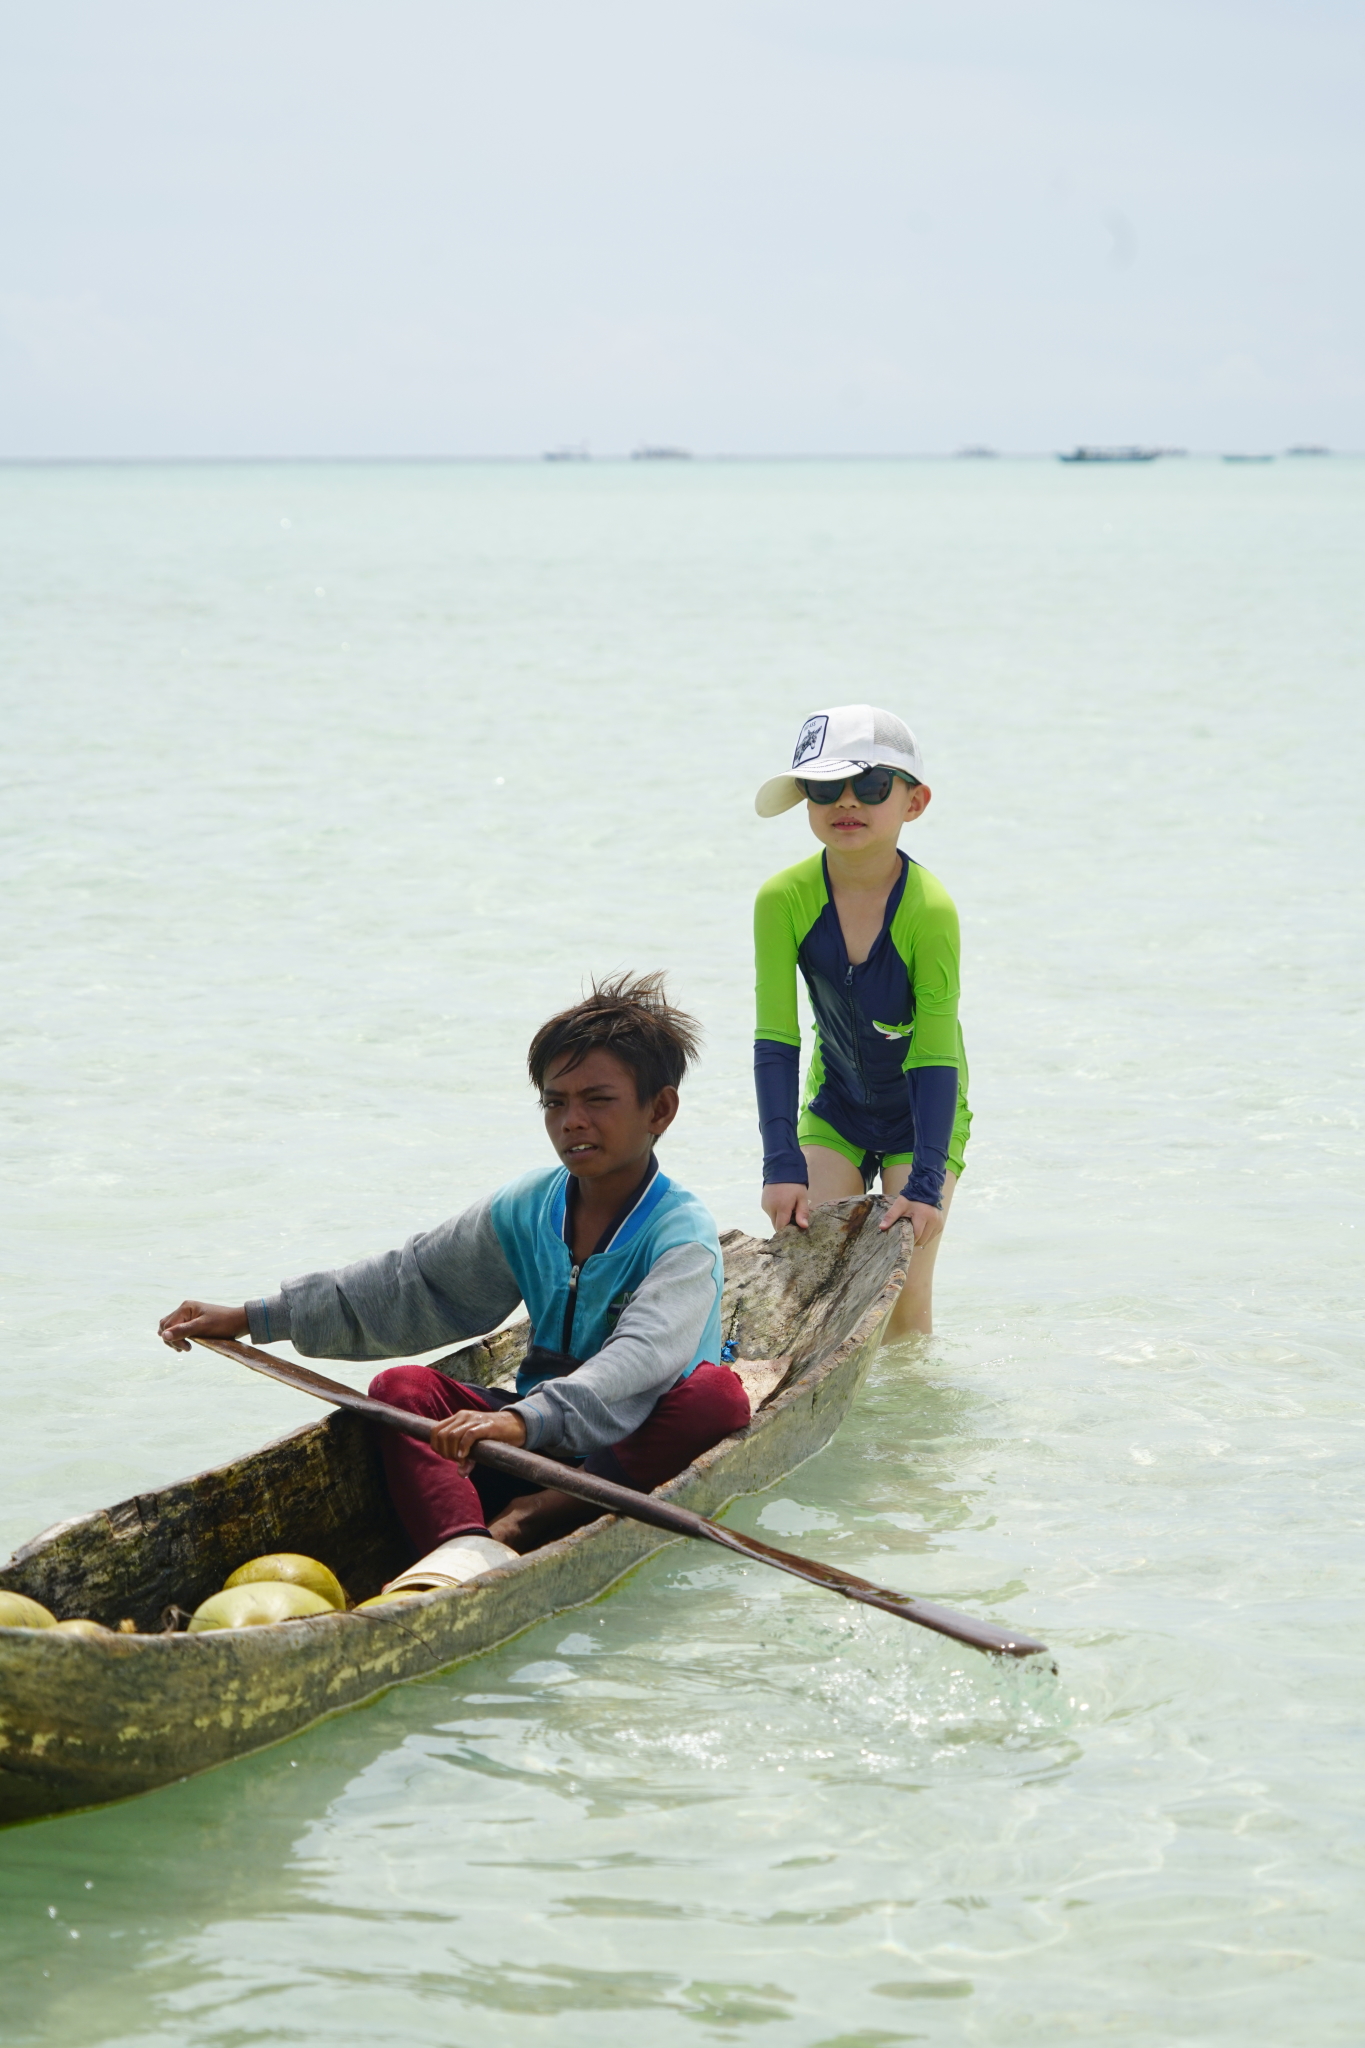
left=158, top=975, right=749, bottom=1591
left=753, top=705, right=970, bottom=1341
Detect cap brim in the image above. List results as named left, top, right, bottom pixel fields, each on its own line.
left=755, top=774, right=805, bottom=817
left=756, top=754, right=905, bottom=818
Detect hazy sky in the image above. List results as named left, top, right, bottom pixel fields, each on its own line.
left=2, top=0, right=1360, bottom=456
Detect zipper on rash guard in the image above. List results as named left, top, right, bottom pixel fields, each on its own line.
left=844, top=961, right=873, bottom=1105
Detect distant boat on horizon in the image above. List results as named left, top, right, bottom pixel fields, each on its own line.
left=1222, top=453, right=1275, bottom=464
left=955, top=445, right=998, bottom=458
left=543, top=445, right=590, bottom=462
left=1058, top=446, right=1161, bottom=464
left=632, top=445, right=692, bottom=461
left=1286, top=445, right=1331, bottom=456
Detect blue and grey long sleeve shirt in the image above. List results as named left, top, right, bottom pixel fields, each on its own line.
left=247, top=1163, right=724, bottom=1460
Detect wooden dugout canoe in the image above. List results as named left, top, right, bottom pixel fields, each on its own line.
left=0, top=1199, right=907, bottom=1825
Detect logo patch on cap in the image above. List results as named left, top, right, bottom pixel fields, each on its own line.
left=791, top=714, right=828, bottom=769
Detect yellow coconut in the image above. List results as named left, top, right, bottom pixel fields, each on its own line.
left=49, top=1618, right=114, bottom=1639
left=353, top=1590, right=424, bottom=1611
left=188, top=1582, right=333, bottom=1631
left=0, top=1591, right=56, bottom=1629
left=223, top=1553, right=347, bottom=1611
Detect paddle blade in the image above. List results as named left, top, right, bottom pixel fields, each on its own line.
left=702, top=1524, right=1050, bottom=1660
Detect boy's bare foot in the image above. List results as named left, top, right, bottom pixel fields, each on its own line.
left=490, top=1486, right=600, bottom=1553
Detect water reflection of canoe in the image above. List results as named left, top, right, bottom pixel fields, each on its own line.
left=0, top=1199, right=907, bottom=1824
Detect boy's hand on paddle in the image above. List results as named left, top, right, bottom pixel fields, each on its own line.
left=879, top=1196, right=944, bottom=1247
left=158, top=1302, right=251, bottom=1351
left=430, top=1408, right=528, bottom=1474
left=762, top=1183, right=810, bottom=1233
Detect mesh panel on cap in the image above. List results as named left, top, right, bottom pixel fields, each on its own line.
left=871, top=708, right=914, bottom=752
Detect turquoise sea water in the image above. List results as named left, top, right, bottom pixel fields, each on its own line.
left=1, top=456, right=1361, bottom=2045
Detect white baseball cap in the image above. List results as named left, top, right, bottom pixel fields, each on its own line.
left=754, top=704, right=926, bottom=818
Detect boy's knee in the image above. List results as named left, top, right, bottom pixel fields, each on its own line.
left=611, top=1365, right=750, bottom=1490
left=686, top=1362, right=752, bottom=1439
left=369, top=1364, right=436, bottom=1406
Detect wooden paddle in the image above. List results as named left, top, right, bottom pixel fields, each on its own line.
left=192, top=1334, right=1051, bottom=1662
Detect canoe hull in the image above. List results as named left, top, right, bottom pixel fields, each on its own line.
left=0, top=1201, right=906, bottom=1823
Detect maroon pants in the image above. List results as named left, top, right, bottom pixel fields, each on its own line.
left=369, top=1362, right=751, bottom=1556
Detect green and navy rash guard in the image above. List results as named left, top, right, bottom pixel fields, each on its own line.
left=488, top=1162, right=723, bottom=1398
left=753, top=850, right=965, bottom=1206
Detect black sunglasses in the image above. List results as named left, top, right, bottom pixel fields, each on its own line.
left=797, top=766, right=918, bottom=806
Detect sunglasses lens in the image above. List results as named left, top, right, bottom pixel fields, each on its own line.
left=799, top=769, right=902, bottom=804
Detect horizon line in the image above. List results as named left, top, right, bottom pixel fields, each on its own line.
left=0, top=447, right=1350, bottom=468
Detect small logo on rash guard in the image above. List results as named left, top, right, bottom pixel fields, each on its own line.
left=791, top=715, right=828, bottom=769
left=873, top=1019, right=914, bottom=1040
left=606, top=1289, right=635, bottom=1326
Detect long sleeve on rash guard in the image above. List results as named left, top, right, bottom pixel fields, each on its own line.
left=901, top=1066, right=957, bottom=1207
left=891, top=868, right=962, bottom=1207
left=753, top=865, right=810, bottom=1186
left=754, top=1039, right=805, bottom=1184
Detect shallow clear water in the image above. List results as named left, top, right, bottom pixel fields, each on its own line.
left=0, top=456, right=1361, bottom=2045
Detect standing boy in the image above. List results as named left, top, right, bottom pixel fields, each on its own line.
left=753, top=705, right=970, bottom=1340
left=159, top=975, right=749, bottom=1588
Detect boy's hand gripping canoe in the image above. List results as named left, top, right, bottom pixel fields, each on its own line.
left=191, top=1335, right=1051, bottom=1663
